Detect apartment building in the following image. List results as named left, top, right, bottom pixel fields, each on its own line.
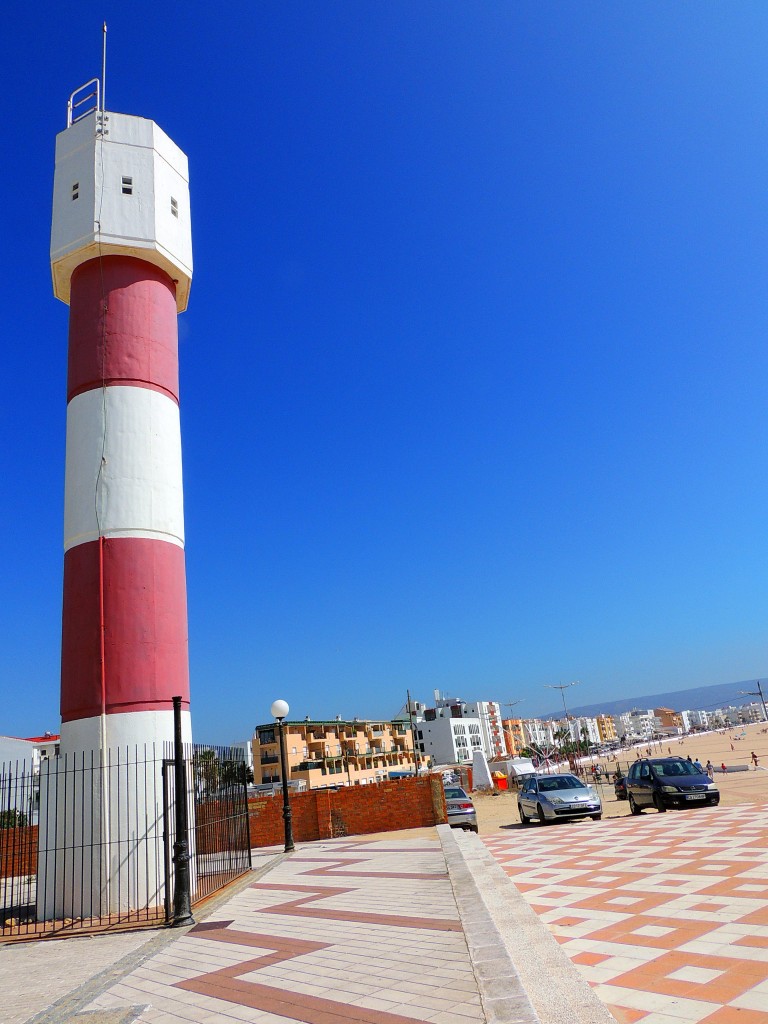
left=252, top=718, right=416, bottom=790
left=415, top=706, right=482, bottom=765
left=502, top=718, right=526, bottom=757
left=562, top=716, right=601, bottom=745
left=411, top=694, right=508, bottom=763
left=523, top=718, right=556, bottom=749
left=595, top=715, right=617, bottom=743
left=613, top=709, right=662, bottom=742
left=461, top=700, right=508, bottom=757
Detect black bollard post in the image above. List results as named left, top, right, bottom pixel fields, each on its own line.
left=172, top=695, right=195, bottom=926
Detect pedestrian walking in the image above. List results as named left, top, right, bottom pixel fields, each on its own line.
left=705, top=760, right=714, bottom=780
left=751, top=751, right=759, bottom=769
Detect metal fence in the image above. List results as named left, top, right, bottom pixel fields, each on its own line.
left=0, top=742, right=251, bottom=941
left=184, top=744, right=252, bottom=906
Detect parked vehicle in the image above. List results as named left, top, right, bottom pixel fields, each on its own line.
left=444, top=786, right=478, bottom=832
left=518, top=773, right=602, bottom=825
left=625, top=757, right=720, bottom=814
left=614, top=774, right=628, bottom=800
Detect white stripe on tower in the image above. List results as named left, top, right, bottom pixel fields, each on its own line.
left=64, top=386, right=184, bottom=551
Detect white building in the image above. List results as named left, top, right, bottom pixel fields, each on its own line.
left=414, top=697, right=484, bottom=765
left=461, top=700, right=508, bottom=758
left=681, top=709, right=711, bottom=732
left=561, top=716, right=601, bottom=745
left=613, top=709, right=661, bottom=742
left=523, top=719, right=557, bottom=749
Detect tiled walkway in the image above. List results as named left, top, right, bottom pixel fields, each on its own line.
left=85, top=836, right=486, bottom=1024
left=484, top=803, right=768, bottom=1024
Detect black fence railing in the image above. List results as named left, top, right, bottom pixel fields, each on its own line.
left=0, top=742, right=251, bottom=941
left=186, top=744, right=252, bottom=907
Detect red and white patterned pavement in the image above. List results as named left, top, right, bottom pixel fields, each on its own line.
left=84, top=836, right=488, bottom=1024
left=484, top=802, right=768, bottom=1024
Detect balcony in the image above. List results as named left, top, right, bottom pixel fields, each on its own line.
left=260, top=755, right=279, bottom=765
left=295, top=760, right=324, bottom=772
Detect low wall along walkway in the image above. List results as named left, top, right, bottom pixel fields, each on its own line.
left=248, top=775, right=447, bottom=846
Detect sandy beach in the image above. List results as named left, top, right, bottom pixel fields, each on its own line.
left=473, top=719, right=768, bottom=831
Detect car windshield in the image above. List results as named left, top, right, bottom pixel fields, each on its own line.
left=444, top=787, right=468, bottom=800
left=651, top=760, right=700, bottom=777
left=537, top=775, right=587, bottom=792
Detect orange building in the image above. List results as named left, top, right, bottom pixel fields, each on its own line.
left=501, top=718, right=526, bottom=757
left=252, top=718, right=417, bottom=790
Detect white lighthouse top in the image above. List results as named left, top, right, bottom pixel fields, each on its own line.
left=51, top=109, right=192, bottom=311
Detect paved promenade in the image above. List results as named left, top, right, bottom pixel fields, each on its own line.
left=484, top=802, right=768, bottom=1024
left=10, top=828, right=602, bottom=1024
left=5, top=807, right=766, bottom=1024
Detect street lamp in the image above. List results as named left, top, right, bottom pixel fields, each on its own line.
left=739, top=681, right=768, bottom=724
left=271, top=699, right=295, bottom=853
left=545, top=681, right=578, bottom=721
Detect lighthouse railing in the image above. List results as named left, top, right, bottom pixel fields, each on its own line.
left=0, top=741, right=251, bottom=941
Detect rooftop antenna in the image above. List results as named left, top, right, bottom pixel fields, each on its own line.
left=101, top=22, right=107, bottom=113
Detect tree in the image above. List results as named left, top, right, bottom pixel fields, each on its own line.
left=194, top=749, right=220, bottom=795
left=0, top=808, right=28, bottom=828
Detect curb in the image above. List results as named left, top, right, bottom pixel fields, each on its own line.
left=439, top=825, right=617, bottom=1024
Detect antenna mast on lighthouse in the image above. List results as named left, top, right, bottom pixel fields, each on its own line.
left=101, top=22, right=107, bottom=113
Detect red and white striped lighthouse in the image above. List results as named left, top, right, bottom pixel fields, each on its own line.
left=39, top=85, right=194, bottom=919
left=51, top=93, right=193, bottom=759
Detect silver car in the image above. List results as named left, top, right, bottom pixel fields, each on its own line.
left=518, top=773, right=602, bottom=825
left=444, top=786, right=478, bottom=832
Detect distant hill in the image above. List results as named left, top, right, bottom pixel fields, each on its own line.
left=542, top=678, right=764, bottom=721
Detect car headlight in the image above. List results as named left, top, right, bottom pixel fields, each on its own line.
left=706, top=783, right=718, bottom=791
left=661, top=785, right=679, bottom=793
left=550, top=797, right=564, bottom=804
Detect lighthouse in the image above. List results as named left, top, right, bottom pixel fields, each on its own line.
left=52, top=89, right=192, bottom=756
left=39, top=79, right=193, bottom=919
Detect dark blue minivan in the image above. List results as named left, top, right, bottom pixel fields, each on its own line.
left=626, top=757, right=720, bottom=814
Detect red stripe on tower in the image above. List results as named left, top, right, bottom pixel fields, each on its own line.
left=60, top=257, right=189, bottom=727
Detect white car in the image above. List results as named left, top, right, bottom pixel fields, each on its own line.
left=444, top=786, right=478, bottom=832
left=518, top=773, right=602, bottom=825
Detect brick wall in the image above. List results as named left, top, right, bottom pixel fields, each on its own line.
left=0, top=825, right=38, bottom=878
left=248, top=775, right=446, bottom=847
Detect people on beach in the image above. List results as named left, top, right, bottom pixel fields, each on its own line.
left=751, top=751, right=759, bottom=768
left=705, top=760, right=714, bottom=780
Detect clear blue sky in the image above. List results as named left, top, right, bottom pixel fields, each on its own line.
left=2, top=3, right=768, bottom=742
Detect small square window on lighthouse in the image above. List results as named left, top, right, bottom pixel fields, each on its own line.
left=171, top=197, right=178, bottom=218
left=121, top=176, right=133, bottom=195
left=71, top=182, right=79, bottom=200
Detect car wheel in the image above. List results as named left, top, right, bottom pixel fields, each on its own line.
left=536, top=803, right=549, bottom=825
left=519, top=804, right=530, bottom=826
left=470, top=824, right=478, bottom=833
left=591, top=814, right=602, bottom=821
left=653, top=793, right=667, bottom=813
left=629, top=794, right=642, bottom=816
